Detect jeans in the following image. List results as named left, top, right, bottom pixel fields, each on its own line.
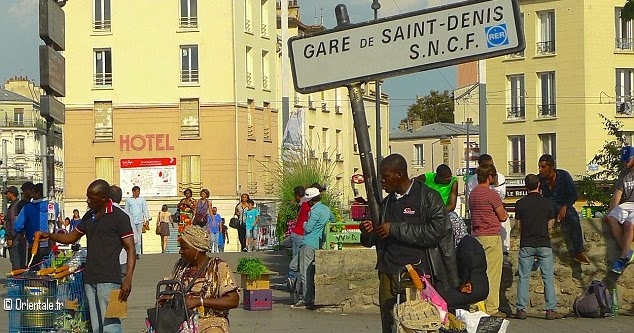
left=289, top=233, right=304, bottom=280
left=516, top=247, right=557, bottom=311
left=209, top=232, right=219, bottom=253
left=8, top=237, right=26, bottom=270
left=554, top=204, right=585, bottom=254
left=85, top=283, right=122, bottom=333
left=134, top=223, right=143, bottom=255
left=299, top=245, right=316, bottom=304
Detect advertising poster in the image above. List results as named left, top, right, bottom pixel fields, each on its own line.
left=120, top=157, right=177, bottom=197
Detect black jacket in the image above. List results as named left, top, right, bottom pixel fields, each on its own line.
left=361, top=180, right=459, bottom=289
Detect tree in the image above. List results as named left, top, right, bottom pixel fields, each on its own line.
left=576, top=114, right=626, bottom=209
left=623, top=0, right=634, bottom=20
left=405, top=90, right=455, bottom=125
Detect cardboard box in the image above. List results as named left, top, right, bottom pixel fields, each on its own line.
left=242, top=289, right=272, bottom=311
left=240, top=274, right=270, bottom=290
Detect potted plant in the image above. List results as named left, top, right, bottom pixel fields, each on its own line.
left=236, top=258, right=271, bottom=290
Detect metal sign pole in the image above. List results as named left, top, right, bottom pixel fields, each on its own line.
left=336, top=5, right=382, bottom=228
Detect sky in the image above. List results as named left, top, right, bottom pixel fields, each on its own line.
left=0, top=0, right=462, bottom=130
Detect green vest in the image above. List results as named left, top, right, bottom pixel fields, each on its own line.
left=424, top=172, right=457, bottom=206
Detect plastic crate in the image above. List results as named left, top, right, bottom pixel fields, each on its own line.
left=242, top=289, right=273, bottom=311
left=7, top=270, right=89, bottom=333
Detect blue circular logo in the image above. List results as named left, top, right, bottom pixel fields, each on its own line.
left=487, top=25, right=508, bottom=47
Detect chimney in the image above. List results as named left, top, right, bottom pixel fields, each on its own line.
left=398, top=122, right=405, bottom=131
left=412, top=119, right=423, bottom=130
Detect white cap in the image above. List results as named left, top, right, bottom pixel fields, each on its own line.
left=304, top=187, right=320, bottom=200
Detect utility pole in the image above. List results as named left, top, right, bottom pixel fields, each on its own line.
left=2, top=140, right=7, bottom=215
left=477, top=60, right=487, bottom=153
left=371, top=0, right=383, bottom=185
left=464, top=117, right=473, bottom=218
left=281, top=0, right=290, bottom=131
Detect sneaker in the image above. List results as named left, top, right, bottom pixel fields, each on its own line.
left=515, top=309, right=527, bottom=320
left=242, top=248, right=248, bottom=252
left=611, top=258, right=628, bottom=274
left=290, top=300, right=306, bottom=309
left=574, top=252, right=590, bottom=265
left=545, top=310, right=563, bottom=320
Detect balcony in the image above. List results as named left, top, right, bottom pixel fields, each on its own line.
left=93, top=20, right=111, bottom=31
left=321, top=103, right=329, bottom=112
left=506, top=50, right=525, bottom=58
left=95, top=127, right=114, bottom=141
left=308, top=99, right=315, bottom=109
left=508, top=160, right=526, bottom=176
left=262, top=75, right=269, bottom=90
left=180, top=182, right=202, bottom=194
left=293, top=97, right=301, bottom=107
left=261, top=24, right=268, bottom=36
left=247, top=181, right=258, bottom=194
left=335, top=105, right=342, bottom=114
left=616, top=38, right=633, bottom=51
left=247, top=124, right=255, bottom=139
left=246, top=72, right=253, bottom=87
left=245, top=19, right=252, bottom=33
left=536, top=41, right=556, bottom=54
left=180, top=69, right=199, bottom=83
left=263, top=127, right=271, bottom=141
left=617, top=100, right=633, bottom=115
left=179, top=16, right=198, bottom=29
left=336, top=153, right=343, bottom=161
left=506, top=106, right=525, bottom=120
left=538, top=104, right=557, bottom=117
left=353, top=143, right=358, bottom=152
left=180, top=124, right=200, bottom=138
left=309, top=149, right=316, bottom=159
left=94, top=73, right=112, bottom=86
left=322, top=151, right=330, bottom=160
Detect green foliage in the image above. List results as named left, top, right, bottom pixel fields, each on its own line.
left=263, top=146, right=344, bottom=241
left=236, top=258, right=268, bottom=280
left=576, top=114, right=626, bottom=208
left=405, top=90, right=455, bottom=125
left=623, top=0, right=634, bottom=20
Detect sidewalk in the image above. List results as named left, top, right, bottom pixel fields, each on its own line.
left=1, top=251, right=633, bottom=332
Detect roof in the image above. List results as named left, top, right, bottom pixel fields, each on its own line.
left=389, top=122, right=480, bottom=140
left=0, top=88, right=34, bottom=103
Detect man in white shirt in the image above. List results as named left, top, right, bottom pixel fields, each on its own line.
left=112, top=185, right=138, bottom=278
left=124, top=186, right=149, bottom=258
left=467, top=154, right=511, bottom=264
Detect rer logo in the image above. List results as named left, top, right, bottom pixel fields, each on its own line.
left=485, top=24, right=509, bottom=48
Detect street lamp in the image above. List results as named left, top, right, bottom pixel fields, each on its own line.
left=371, top=1, right=382, bottom=175
left=464, top=118, right=474, bottom=218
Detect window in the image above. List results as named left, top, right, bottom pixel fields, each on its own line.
left=15, top=163, right=25, bottom=178
left=180, top=99, right=200, bottom=138
left=321, top=127, right=329, bottom=158
left=94, top=101, right=113, bottom=140
left=13, top=108, right=24, bottom=125
left=180, top=45, right=199, bottom=83
left=537, top=11, right=555, bottom=54
left=540, top=133, right=557, bottom=161
left=263, top=102, right=271, bottom=141
left=247, top=99, right=255, bottom=139
left=308, top=125, right=316, bottom=157
left=246, top=46, right=254, bottom=87
left=261, top=50, right=270, bottom=90
left=95, top=157, right=114, bottom=183
left=616, top=68, right=633, bottom=115
left=509, top=136, right=526, bottom=176
left=335, top=129, right=342, bottom=160
left=413, top=144, right=424, bottom=166
left=247, top=154, right=257, bottom=193
left=94, top=49, right=112, bottom=86
left=181, top=155, right=201, bottom=193
left=15, top=136, right=25, bottom=154
left=538, top=71, right=556, bottom=117
left=616, top=8, right=633, bottom=50
left=179, top=0, right=198, bottom=28
left=335, top=89, right=342, bottom=113
left=260, top=0, right=269, bottom=37
left=621, top=131, right=634, bottom=145
left=263, top=155, right=273, bottom=194
left=507, top=74, right=525, bottom=119
left=245, top=0, right=253, bottom=33
left=93, top=0, right=111, bottom=31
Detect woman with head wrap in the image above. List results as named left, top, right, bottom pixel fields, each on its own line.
left=170, top=225, right=239, bottom=332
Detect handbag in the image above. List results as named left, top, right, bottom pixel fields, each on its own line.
left=229, top=216, right=240, bottom=229
left=393, top=289, right=441, bottom=333
left=155, top=223, right=161, bottom=235
left=147, top=258, right=209, bottom=332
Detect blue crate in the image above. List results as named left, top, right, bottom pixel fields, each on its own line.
left=7, top=270, right=88, bottom=333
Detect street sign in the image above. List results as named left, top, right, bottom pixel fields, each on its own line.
left=40, top=95, right=65, bottom=124
left=39, top=45, right=66, bottom=97
left=39, top=0, right=65, bottom=51
left=288, top=0, right=524, bottom=93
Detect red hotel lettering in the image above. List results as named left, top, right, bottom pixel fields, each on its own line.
left=119, top=134, right=175, bottom=151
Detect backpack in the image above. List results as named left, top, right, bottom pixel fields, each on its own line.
left=572, top=280, right=612, bottom=318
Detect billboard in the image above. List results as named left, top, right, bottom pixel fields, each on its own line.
left=120, top=157, right=177, bottom=197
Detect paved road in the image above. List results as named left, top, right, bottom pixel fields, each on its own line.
left=1, top=250, right=634, bottom=332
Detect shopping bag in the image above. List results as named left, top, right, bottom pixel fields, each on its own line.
left=421, top=275, right=449, bottom=324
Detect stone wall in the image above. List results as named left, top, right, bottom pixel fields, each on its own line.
left=313, top=218, right=634, bottom=314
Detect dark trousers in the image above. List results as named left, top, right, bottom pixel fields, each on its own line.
left=554, top=204, right=585, bottom=254
left=238, top=224, right=247, bottom=250
left=27, top=245, right=50, bottom=270
left=378, top=272, right=399, bottom=333
left=8, top=237, right=26, bottom=270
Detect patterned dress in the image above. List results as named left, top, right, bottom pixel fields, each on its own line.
left=171, top=257, right=239, bottom=333
left=178, top=197, right=196, bottom=234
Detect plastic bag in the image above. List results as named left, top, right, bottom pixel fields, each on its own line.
left=455, top=309, right=509, bottom=333
left=421, top=275, right=449, bottom=324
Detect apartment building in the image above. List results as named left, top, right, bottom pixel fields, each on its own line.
left=63, top=0, right=279, bottom=251
left=0, top=77, right=63, bottom=200
left=485, top=0, right=633, bottom=188
left=277, top=1, right=390, bottom=206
